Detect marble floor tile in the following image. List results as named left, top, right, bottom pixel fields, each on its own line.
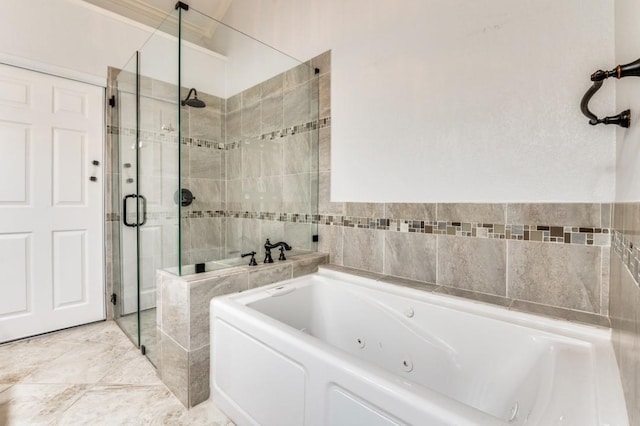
left=0, top=320, right=233, bottom=425
left=118, top=309, right=158, bottom=366
left=0, top=383, right=89, bottom=425
left=98, top=348, right=164, bottom=386
left=0, top=339, right=71, bottom=383
left=177, top=399, right=234, bottom=425
left=37, top=320, right=134, bottom=349
left=58, top=385, right=232, bottom=426
left=21, top=342, right=129, bottom=384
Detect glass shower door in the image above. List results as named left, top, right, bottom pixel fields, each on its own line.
left=136, top=16, right=181, bottom=363
left=113, top=10, right=181, bottom=366
left=114, top=53, right=141, bottom=348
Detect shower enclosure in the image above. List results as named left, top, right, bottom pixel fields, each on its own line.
left=106, top=4, right=319, bottom=366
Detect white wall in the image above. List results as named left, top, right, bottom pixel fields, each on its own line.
left=0, top=0, right=229, bottom=96
left=0, top=0, right=150, bottom=83
left=1, top=0, right=620, bottom=202
left=615, top=0, right=640, bottom=202
left=223, top=0, right=616, bottom=202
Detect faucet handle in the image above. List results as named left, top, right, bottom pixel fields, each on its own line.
left=241, top=251, right=257, bottom=266
left=278, top=246, right=287, bottom=261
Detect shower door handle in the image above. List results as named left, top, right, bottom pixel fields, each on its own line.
left=123, top=194, right=137, bottom=227
left=138, top=194, right=147, bottom=227
left=123, top=194, right=147, bottom=227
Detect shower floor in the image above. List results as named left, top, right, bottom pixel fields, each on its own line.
left=117, top=308, right=157, bottom=366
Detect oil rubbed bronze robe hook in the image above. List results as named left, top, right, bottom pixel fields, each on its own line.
left=580, top=58, right=640, bottom=128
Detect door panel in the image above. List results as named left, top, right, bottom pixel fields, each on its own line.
left=52, top=86, right=88, bottom=117
left=52, top=128, right=86, bottom=206
left=0, top=64, right=104, bottom=343
left=0, top=76, right=31, bottom=107
left=0, top=121, right=29, bottom=204
left=0, top=233, right=31, bottom=318
left=52, top=230, right=87, bottom=309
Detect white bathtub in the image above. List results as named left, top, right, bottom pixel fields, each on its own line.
left=209, top=269, right=627, bottom=426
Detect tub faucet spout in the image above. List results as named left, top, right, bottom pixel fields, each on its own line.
left=264, top=239, right=292, bottom=263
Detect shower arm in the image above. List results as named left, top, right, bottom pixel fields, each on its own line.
left=182, top=88, right=197, bottom=105
left=580, top=58, right=640, bottom=128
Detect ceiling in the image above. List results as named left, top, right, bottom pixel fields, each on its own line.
left=81, top=0, right=233, bottom=48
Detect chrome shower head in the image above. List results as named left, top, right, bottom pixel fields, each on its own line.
left=181, top=88, right=206, bottom=108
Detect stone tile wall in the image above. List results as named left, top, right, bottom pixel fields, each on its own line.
left=156, top=252, right=328, bottom=407
left=179, top=89, right=226, bottom=266
left=223, top=60, right=321, bottom=259
left=610, top=203, right=640, bottom=424
left=319, top=203, right=612, bottom=322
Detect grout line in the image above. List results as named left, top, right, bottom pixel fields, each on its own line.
left=340, top=225, right=344, bottom=266
left=600, top=246, right=604, bottom=315
left=435, top=234, right=439, bottom=285
left=158, top=327, right=189, bottom=353
left=381, top=228, right=386, bottom=275
left=504, top=202, right=508, bottom=224
left=505, top=239, right=509, bottom=299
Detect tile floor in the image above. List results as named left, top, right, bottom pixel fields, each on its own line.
left=117, top=309, right=157, bottom=366
left=0, top=321, right=233, bottom=425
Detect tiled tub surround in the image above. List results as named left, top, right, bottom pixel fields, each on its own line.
left=318, top=203, right=612, bottom=324
left=156, top=252, right=329, bottom=407
left=610, top=203, right=640, bottom=424
left=313, top=52, right=613, bottom=324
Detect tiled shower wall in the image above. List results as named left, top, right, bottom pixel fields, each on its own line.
left=223, top=60, right=322, bottom=258
left=179, top=90, right=226, bottom=266
left=105, top=56, right=324, bottom=317
left=610, top=204, right=640, bottom=423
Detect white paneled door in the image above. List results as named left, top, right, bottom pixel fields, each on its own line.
left=0, top=64, right=104, bottom=343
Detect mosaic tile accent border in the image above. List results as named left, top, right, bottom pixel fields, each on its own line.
left=106, top=125, right=224, bottom=149
left=184, top=210, right=226, bottom=219
left=259, top=117, right=331, bottom=141
left=108, top=209, right=611, bottom=247
left=318, top=216, right=610, bottom=246
left=106, top=117, right=330, bottom=151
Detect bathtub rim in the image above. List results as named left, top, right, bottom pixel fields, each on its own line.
left=228, top=268, right=612, bottom=343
